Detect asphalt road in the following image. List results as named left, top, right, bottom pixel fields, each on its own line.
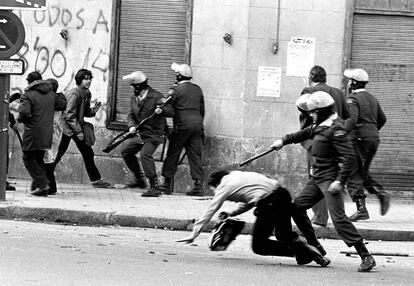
left=0, top=219, right=413, bottom=286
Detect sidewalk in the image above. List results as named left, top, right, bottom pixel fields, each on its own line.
left=1, top=179, right=413, bottom=241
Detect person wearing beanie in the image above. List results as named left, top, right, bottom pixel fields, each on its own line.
left=17, top=71, right=67, bottom=196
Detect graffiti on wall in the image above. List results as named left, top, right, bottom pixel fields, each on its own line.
left=10, top=1, right=111, bottom=125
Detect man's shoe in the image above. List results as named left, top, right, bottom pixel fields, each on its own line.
left=126, top=179, right=147, bottom=189
left=186, top=189, right=204, bottom=196
left=30, top=187, right=49, bottom=197
left=291, top=236, right=330, bottom=267
left=91, top=180, right=112, bottom=188
left=358, top=255, right=376, bottom=272
left=6, top=182, right=16, bottom=191
left=141, top=188, right=161, bottom=197
left=377, top=192, right=390, bottom=216
left=348, top=210, right=369, bottom=222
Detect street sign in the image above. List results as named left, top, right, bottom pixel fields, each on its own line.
left=0, top=10, right=25, bottom=58
left=0, top=0, right=47, bottom=11
left=0, top=59, right=24, bottom=74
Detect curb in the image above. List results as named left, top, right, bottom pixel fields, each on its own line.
left=0, top=206, right=413, bottom=242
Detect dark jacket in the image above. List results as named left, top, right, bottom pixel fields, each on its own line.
left=344, top=90, right=386, bottom=139
left=18, top=80, right=67, bottom=151
left=169, top=81, right=204, bottom=130
left=128, top=87, right=173, bottom=143
left=282, top=114, right=356, bottom=185
left=62, top=86, right=96, bottom=137
left=301, top=82, right=350, bottom=129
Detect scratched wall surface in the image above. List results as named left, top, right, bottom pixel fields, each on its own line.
left=9, top=0, right=111, bottom=126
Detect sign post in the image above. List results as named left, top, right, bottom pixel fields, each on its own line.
left=0, top=10, right=25, bottom=200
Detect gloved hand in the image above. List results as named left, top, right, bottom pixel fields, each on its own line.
left=77, top=132, right=85, bottom=141
left=129, top=126, right=137, bottom=134
left=327, top=180, right=344, bottom=194
left=270, top=139, right=284, bottom=150
left=154, top=106, right=163, bottom=114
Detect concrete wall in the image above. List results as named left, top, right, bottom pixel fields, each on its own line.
left=193, top=0, right=347, bottom=193
left=8, top=0, right=348, bottom=194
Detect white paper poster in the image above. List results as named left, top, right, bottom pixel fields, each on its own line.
left=286, top=37, right=315, bottom=77
left=256, top=66, right=282, bottom=98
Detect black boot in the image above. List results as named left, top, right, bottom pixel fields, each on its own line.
left=159, top=177, right=173, bottom=194
left=354, top=239, right=376, bottom=272
left=186, top=179, right=204, bottom=196
left=367, top=186, right=390, bottom=216
left=141, top=177, right=161, bottom=197
left=348, top=197, right=369, bottom=222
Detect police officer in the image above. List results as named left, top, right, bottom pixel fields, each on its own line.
left=159, top=63, right=205, bottom=196
left=343, top=68, right=390, bottom=221
left=121, top=71, right=173, bottom=197
left=271, top=91, right=376, bottom=272
left=300, top=65, right=350, bottom=227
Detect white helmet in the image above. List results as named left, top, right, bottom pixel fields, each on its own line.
left=344, top=68, right=369, bottom=82
left=171, top=62, right=192, bottom=77
left=305, top=91, right=335, bottom=112
left=122, top=71, right=147, bottom=85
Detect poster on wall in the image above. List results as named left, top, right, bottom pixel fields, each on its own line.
left=256, top=66, right=282, bottom=98
left=286, top=37, right=315, bottom=77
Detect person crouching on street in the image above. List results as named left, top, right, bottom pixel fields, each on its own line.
left=177, top=169, right=330, bottom=267
left=271, top=91, right=376, bottom=272
left=121, top=71, right=173, bottom=197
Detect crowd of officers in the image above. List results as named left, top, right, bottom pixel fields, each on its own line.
left=7, top=63, right=389, bottom=273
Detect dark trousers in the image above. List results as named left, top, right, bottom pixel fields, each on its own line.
left=293, top=179, right=363, bottom=247
left=347, top=137, right=381, bottom=200
left=121, top=137, right=159, bottom=179
left=54, top=134, right=101, bottom=182
left=251, top=188, right=297, bottom=257
left=162, top=126, right=203, bottom=180
left=23, top=150, right=49, bottom=189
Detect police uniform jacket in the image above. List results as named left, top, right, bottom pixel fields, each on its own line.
left=169, top=81, right=205, bottom=130
left=344, top=90, right=386, bottom=139
left=128, top=87, right=173, bottom=143
left=18, top=80, right=67, bottom=151
left=282, top=113, right=356, bottom=185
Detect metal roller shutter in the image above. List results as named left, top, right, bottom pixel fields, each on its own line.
left=351, top=13, right=414, bottom=193
left=114, top=0, right=190, bottom=122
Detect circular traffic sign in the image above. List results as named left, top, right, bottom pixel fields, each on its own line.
left=0, top=10, right=25, bottom=58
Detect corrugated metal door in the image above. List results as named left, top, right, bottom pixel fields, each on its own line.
left=114, top=0, right=190, bottom=122
left=351, top=13, right=414, bottom=193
